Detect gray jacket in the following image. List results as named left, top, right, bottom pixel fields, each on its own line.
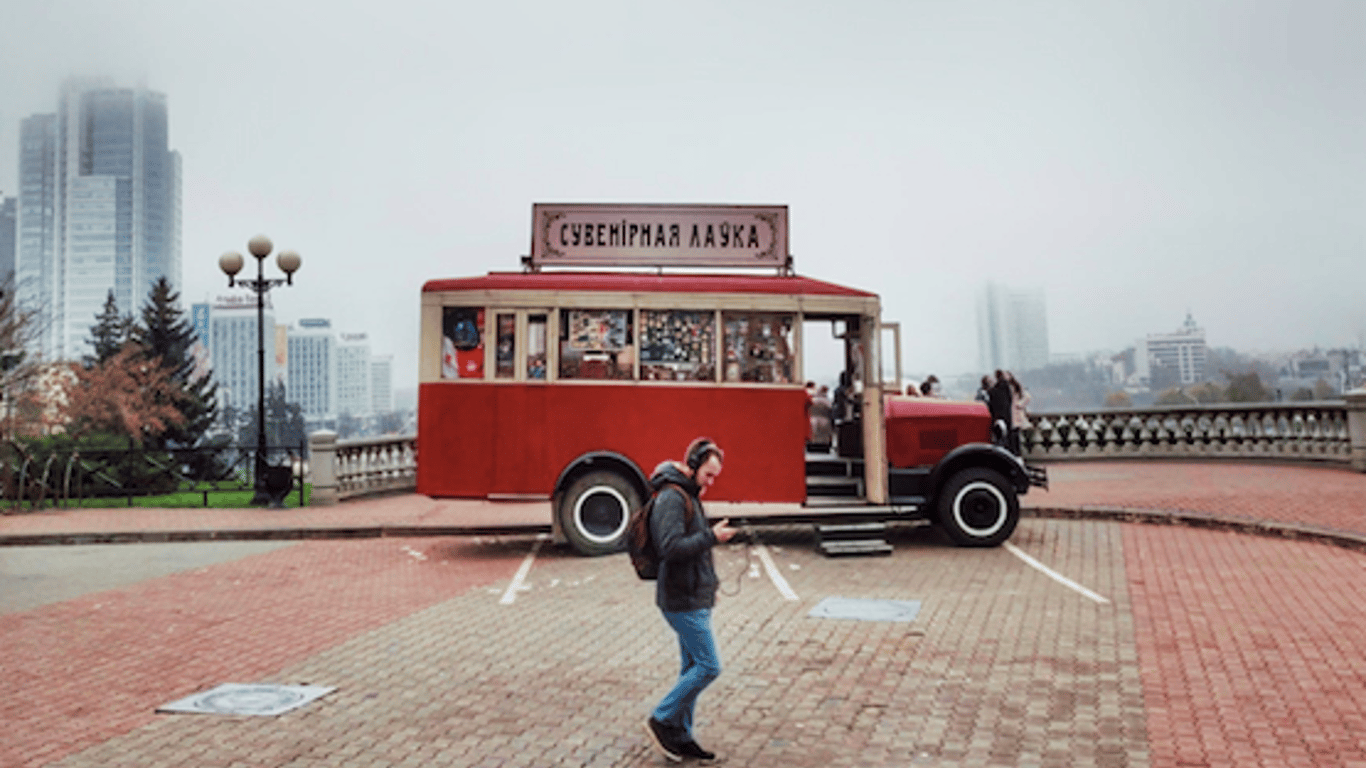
left=647, top=461, right=719, bottom=612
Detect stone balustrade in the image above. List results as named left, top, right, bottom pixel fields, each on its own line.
left=1024, top=390, right=1366, bottom=471
left=308, top=431, right=418, bottom=505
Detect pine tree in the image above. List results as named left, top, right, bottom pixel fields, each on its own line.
left=87, top=291, right=132, bottom=367
left=132, top=277, right=220, bottom=449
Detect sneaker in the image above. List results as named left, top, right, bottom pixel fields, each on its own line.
left=679, top=739, right=716, bottom=761
left=643, top=717, right=683, bottom=762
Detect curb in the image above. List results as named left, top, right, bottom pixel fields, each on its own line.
left=4, top=507, right=1366, bottom=553
left=0, top=524, right=553, bottom=547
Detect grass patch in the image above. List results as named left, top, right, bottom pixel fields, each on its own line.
left=8, top=483, right=312, bottom=510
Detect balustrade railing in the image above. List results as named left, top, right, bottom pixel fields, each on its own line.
left=308, top=432, right=417, bottom=503
left=1023, top=401, right=1355, bottom=465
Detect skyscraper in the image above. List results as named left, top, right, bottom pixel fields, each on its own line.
left=976, top=282, right=1050, bottom=373
left=16, top=79, right=182, bottom=361
left=0, top=196, right=15, bottom=280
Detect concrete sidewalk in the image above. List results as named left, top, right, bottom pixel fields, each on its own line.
left=2, top=460, right=1364, bottom=548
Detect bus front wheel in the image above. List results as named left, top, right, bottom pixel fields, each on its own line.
left=558, top=470, right=640, bottom=556
left=936, top=467, right=1019, bottom=547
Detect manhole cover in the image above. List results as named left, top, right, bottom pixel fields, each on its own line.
left=157, top=683, right=336, bottom=716
left=808, top=597, right=921, bottom=622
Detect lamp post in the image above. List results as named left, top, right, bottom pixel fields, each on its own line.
left=219, top=234, right=301, bottom=506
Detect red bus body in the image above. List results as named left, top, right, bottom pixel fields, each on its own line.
left=418, top=383, right=807, bottom=502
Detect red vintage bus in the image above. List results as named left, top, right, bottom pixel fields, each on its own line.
left=417, top=204, right=1045, bottom=555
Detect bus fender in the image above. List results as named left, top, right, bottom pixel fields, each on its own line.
left=553, top=451, right=650, bottom=506
left=927, top=443, right=1031, bottom=499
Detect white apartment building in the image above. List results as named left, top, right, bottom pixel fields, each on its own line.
left=1136, top=313, right=1207, bottom=386
left=336, top=333, right=371, bottom=418
left=370, top=354, right=393, bottom=414
left=209, top=294, right=276, bottom=417
left=287, top=318, right=337, bottom=430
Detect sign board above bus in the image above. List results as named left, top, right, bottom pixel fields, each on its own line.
left=530, top=204, right=788, bottom=270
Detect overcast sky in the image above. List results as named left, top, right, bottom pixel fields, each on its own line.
left=2, top=0, right=1363, bottom=393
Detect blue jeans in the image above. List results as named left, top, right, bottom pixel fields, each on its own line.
left=652, top=608, right=722, bottom=737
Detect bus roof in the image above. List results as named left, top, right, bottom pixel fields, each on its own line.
left=422, top=271, right=877, bottom=298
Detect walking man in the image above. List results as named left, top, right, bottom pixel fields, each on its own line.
left=644, top=437, right=737, bottom=762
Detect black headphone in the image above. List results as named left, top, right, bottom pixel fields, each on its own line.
left=687, top=438, right=722, bottom=472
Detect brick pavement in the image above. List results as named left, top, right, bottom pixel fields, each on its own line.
left=0, top=536, right=530, bottom=768
left=1026, top=461, right=1366, bottom=540
left=4, top=461, right=1366, bottom=767
left=1123, top=526, right=1366, bottom=768
left=40, top=520, right=1150, bottom=768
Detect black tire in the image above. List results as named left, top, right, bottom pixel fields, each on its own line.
left=936, top=467, right=1019, bottom=547
left=558, top=470, right=641, bottom=556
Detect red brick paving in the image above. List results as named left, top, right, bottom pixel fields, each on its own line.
left=1123, top=524, right=1366, bottom=768
left=0, top=536, right=525, bottom=768
left=1030, top=461, right=1366, bottom=535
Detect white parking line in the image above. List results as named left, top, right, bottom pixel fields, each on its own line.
left=499, top=534, right=549, bottom=605
left=753, top=545, right=800, bottom=602
left=1004, top=542, right=1110, bottom=604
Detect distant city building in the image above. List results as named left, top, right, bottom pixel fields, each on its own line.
left=287, top=318, right=337, bottom=430
left=209, top=295, right=276, bottom=416
left=976, top=282, right=1049, bottom=373
left=189, top=301, right=212, bottom=382
left=0, top=196, right=15, bottom=280
left=16, top=79, right=182, bottom=361
left=370, top=354, right=393, bottom=414
left=1137, top=312, right=1207, bottom=387
left=336, top=333, right=371, bottom=418
left=186, top=313, right=398, bottom=436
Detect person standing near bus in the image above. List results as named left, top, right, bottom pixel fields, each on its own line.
left=643, top=437, right=738, bottom=763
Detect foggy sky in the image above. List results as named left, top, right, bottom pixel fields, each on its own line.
left=2, top=0, right=1363, bottom=394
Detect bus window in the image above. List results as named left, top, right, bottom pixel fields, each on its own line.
left=527, top=313, right=548, bottom=380
left=495, top=312, right=515, bottom=379
left=723, top=312, right=795, bottom=383
left=559, top=308, right=634, bottom=380
left=442, top=307, right=485, bottom=379
left=641, top=310, right=716, bottom=381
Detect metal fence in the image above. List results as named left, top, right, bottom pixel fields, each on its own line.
left=1, top=441, right=308, bottom=510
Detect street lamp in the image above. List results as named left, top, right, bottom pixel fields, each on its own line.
left=220, top=234, right=301, bottom=506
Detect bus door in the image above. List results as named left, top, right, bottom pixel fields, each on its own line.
left=489, top=309, right=552, bottom=496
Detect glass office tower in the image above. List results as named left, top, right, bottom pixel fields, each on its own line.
left=15, top=79, right=182, bottom=361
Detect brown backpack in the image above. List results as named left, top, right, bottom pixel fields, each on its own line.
left=627, top=482, right=694, bottom=580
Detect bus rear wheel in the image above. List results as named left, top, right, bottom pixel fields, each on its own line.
left=559, top=470, right=640, bottom=556
left=936, top=467, right=1019, bottom=547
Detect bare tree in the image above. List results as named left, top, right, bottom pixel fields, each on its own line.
left=0, top=275, right=45, bottom=440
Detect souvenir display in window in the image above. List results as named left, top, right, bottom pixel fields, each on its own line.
left=527, top=314, right=548, bottom=380
left=442, top=307, right=484, bottom=379
left=559, top=309, right=634, bottom=379
left=495, top=313, right=515, bottom=379
left=641, top=310, right=716, bottom=381
left=723, top=312, right=795, bottom=383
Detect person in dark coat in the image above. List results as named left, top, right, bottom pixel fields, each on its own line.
left=643, top=438, right=737, bottom=762
left=987, top=369, right=1013, bottom=448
